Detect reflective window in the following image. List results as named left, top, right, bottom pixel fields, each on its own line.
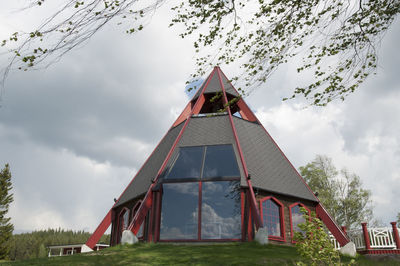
left=291, top=205, right=305, bottom=234
left=165, top=146, right=203, bottom=179
left=160, top=183, right=199, bottom=240
left=201, top=181, right=241, bottom=239
left=203, top=145, right=240, bottom=178
left=261, top=199, right=281, bottom=237
left=122, top=210, right=130, bottom=230
left=137, top=221, right=144, bottom=239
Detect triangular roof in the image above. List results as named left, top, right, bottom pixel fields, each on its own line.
left=86, top=67, right=350, bottom=250
left=114, top=67, right=317, bottom=208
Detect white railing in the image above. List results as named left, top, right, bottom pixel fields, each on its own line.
left=368, top=227, right=396, bottom=249
left=329, top=226, right=399, bottom=251
left=329, top=234, right=341, bottom=250
left=347, top=229, right=365, bottom=250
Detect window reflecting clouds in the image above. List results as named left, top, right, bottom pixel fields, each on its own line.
left=203, top=145, right=240, bottom=178
left=291, top=205, right=305, bottom=234
left=262, top=199, right=281, bottom=237
left=122, top=210, right=130, bottom=230
left=160, top=183, right=199, bottom=240
left=201, top=181, right=241, bottom=239
left=161, top=145, right=242, bottom=241
left=165, top=146, right=203, bottom=179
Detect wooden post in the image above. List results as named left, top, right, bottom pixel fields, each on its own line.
left=361, top=222, right=371, bottom=250
left=391, top=222, right=400, bottom=249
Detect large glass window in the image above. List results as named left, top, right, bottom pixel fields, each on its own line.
left=165, top=145, right=240, bottom=180
left=260, top=198, right=282, bottom=238
left=203, top=145, right=240, bottom=178
left=160, top=183, right=199, bottom=240
left=165, top=146, right=203, bottom=179
left=160, top=145, right=242, bottom=241
left=201, top=181, right=241, bottom=239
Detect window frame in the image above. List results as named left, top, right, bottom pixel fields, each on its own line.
left=131, top=200, right=144, bottom=240
left=159, top=180, right=242, bottom=242
left=116, top=207, right=130, bottom=244
left=163, top=144, right=241, bottom=182
left=289, top=202, right=311, bottom=243
left=259, top=196, right=286, bottom=242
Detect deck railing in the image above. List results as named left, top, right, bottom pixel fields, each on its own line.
left=329, top=222, right=400, bottom=252
left=368, top=227, right=397, bottom=249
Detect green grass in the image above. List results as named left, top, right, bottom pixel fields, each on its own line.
left=1, top=243, right=399, bottom=265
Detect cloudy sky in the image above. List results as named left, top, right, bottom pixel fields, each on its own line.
left=0, top=2, right=399, bottom=233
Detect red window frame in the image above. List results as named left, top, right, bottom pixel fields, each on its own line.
left=116, top=207, right=130, bottom=244
left=131, top=200, right=145, bottom=240
left=158, top=180, right=242, bottom=242
left=289, top=202, right=311, bottom=243
left=259, top=196, right=285, bottom=242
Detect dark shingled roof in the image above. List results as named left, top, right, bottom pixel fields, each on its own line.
left=115, top=122, right=184, bottom=207
left=192, top=70, right=239, bottom=100
left=115, top=113, right=317, bottom=207
left=232, top=116, right=317, bottom=202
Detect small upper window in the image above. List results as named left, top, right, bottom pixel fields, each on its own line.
left=203, top=145, right=240, bottom=178
left=165, top=146, right=203, bottom=179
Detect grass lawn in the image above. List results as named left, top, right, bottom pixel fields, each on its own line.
left=1, top=243, right=399, bottom=265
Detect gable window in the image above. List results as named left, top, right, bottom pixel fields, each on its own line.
left=165, top=146, right=203, bottom=179
left=202, top=145, right=240, bottom=178
left=259, top=196, right=285, bottom=241
left=164, top=145, right=240, bottom=180
left=289, top=203, right=310, bottom=242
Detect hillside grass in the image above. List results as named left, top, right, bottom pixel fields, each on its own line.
left=1, top=242, right=399, bottom=265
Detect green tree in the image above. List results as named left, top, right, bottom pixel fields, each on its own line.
left=37, top=243, right=47, bottom=258
left=294, top=208, right=341, bottom=266
left=397, top=212, right=400, bottom=224
left=300, top=155, right=372, bottom=229
left=0, top=164, right=14, bottom=260
left=1, top=0, right=399, bottom=105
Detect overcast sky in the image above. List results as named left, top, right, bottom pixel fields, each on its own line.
left=0, top=3, right=399, bottom=233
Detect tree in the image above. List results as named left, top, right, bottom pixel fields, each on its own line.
left=1, top=0, right=399, bottom=105
left=294, top=208, right=341, bottom=266
left=299, top=155, right=372, bottom=229
left=397, top=212, right=400, bottom=224
left=0, top=164, right=14, bottom=260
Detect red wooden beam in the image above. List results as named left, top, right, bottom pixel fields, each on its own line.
left=128, top=189, right=153, bottom=234
left=316, top=203, right=349, bottom=246
left=172, top=102, right=192, bottom=127
left=86, top=210, right=112, bottom=249
left=216, top=67, right=263, bottom=229
left=192, top=94, right=205, bottom=115
left=236, top=99, right=257, bottom=122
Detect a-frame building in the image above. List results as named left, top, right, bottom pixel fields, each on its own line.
left=85, top=67, right=349, bottom=249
